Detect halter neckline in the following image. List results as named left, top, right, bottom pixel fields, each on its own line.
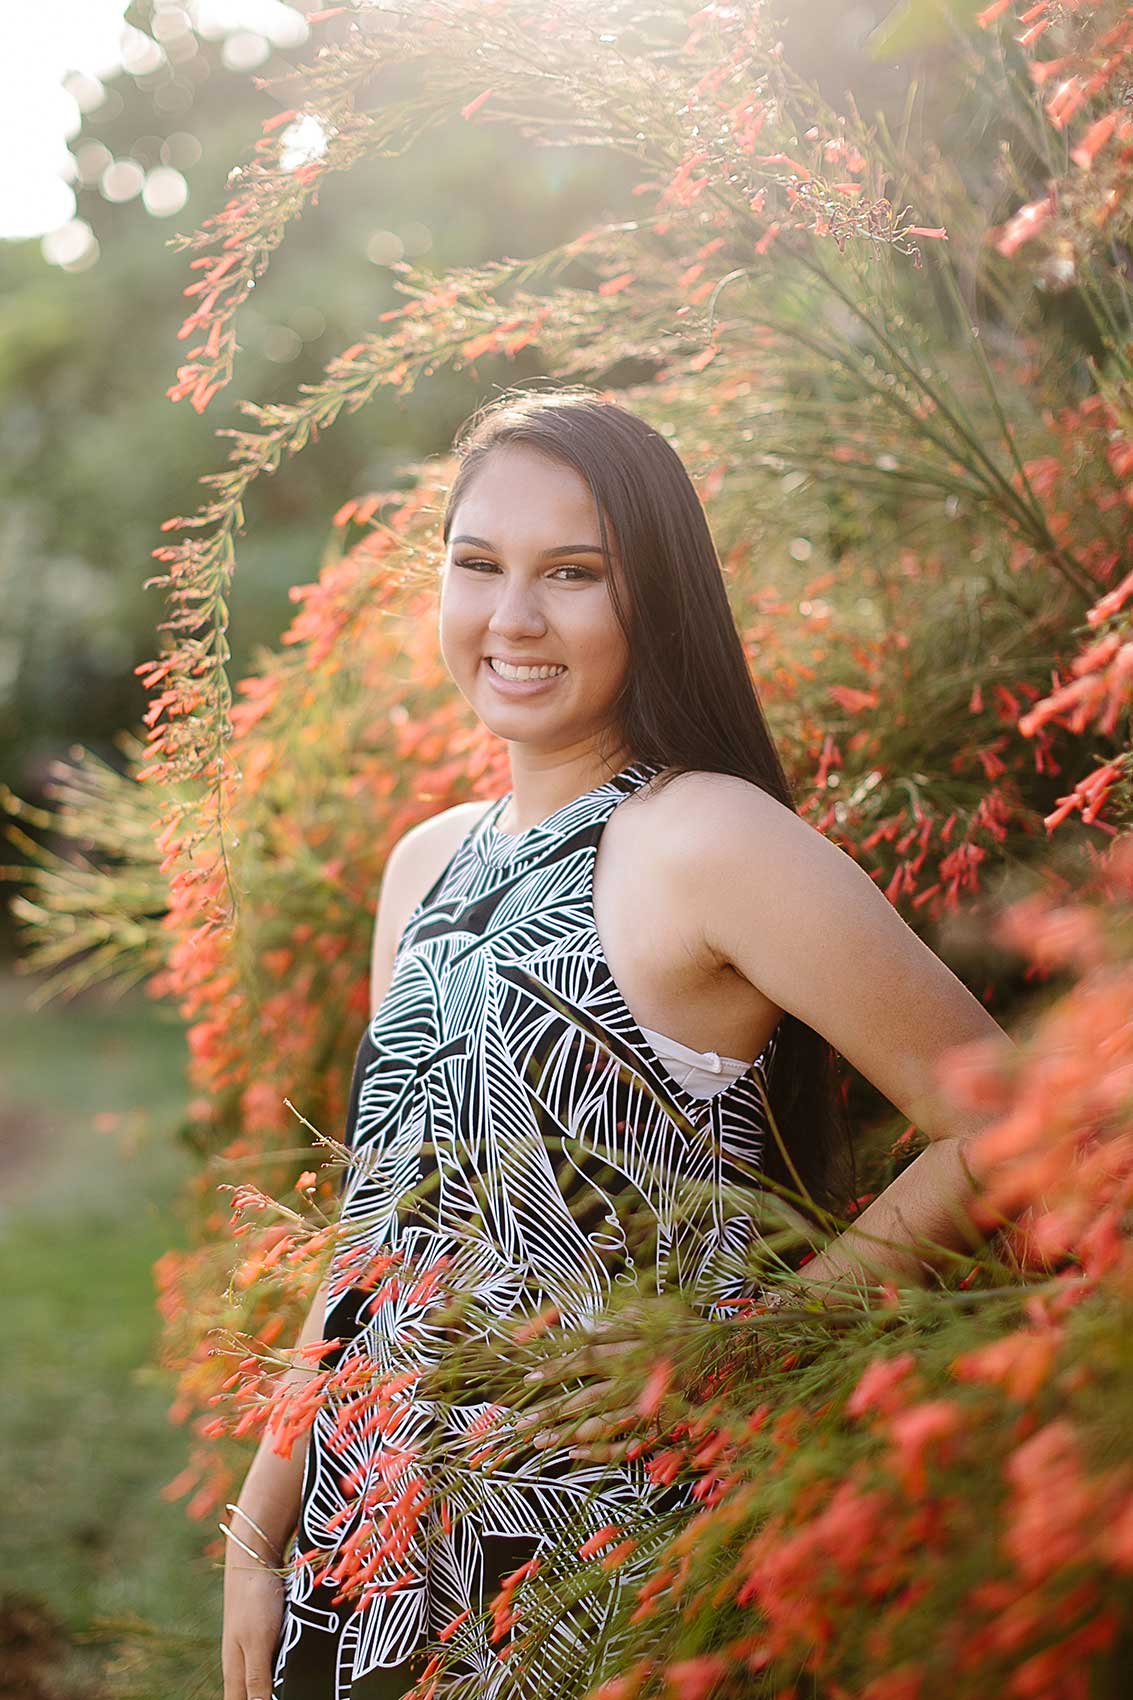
left=473, top=760, right=656, bottom=866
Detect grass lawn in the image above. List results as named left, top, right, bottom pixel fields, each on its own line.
left=0, top=969, right=222, bottom=1698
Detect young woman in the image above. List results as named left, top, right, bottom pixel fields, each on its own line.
left=221, top=389, right=1009, bottom=1700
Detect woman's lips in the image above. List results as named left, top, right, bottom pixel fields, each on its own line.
left=482, top=657, right=568, bottom=695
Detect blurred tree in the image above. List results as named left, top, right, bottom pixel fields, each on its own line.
left=0, top=0, right=955, bottom=812
left=0, top=3, right=642, bottom=829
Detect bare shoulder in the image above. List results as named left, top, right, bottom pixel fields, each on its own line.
left=391, top=797, right=493, bottom=854
left=384, top=799, right=493, bottom=906
left=632, top=767, right=804, bottom=853
left=644, top=767, right=880, bottom=951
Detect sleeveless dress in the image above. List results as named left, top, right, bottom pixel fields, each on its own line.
left=271, top=759, right=777, bottom=1700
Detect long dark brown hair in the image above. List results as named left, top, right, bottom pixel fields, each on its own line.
left=441, top=386, right=856, bottom=1234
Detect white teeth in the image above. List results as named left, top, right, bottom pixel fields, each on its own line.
left=488, top=658, right=567, bottom=681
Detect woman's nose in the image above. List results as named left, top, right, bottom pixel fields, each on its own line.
left=488, top=584, right=547, bottom=637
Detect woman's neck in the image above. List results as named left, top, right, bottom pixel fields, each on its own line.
left=499, top=746, right=636, bottom=833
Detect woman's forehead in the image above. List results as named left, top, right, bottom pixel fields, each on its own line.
left=450, top=450, right=618, bottom=555
left=457, top=445, right=590, bottom=507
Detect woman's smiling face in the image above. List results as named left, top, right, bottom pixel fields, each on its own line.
left=440, top=444, right=632, bottom=754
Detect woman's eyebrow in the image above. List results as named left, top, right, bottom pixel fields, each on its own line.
left=450, top=534, right=606, bottom=557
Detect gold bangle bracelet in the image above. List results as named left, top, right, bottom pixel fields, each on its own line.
left=225, top=1502, right=283, bottom=1562
left=220, top=1522, right=279, bottom=1567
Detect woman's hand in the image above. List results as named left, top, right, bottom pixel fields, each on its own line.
left=507, top=1292, right=827, bottom=1460
left=512, top=1321, right=645, bottom=1463
left=222, top=1525, right=285, bottom=1700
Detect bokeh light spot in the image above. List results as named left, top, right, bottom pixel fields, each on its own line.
left=222, top=30, right=272, bottom=72
left=194, top=1, right=309, bottom=50
left=289, top=307, right=326, bottom=341
left=41, top=216, right=98, bottom=269
left=263, top=324, right=302, bottom=362
left=152, top=80, right=195, bottom=115
left=120, top=24, right=166, bottom=76
left=401, top=220, right=433, bottom=256
left=366, top=229, right=405, bottom=266
left=152, top=7, right=194, bottom=44
left=62, top=70, right=107, bottom=113
left=143, top=166, right=189, bottom=217
left=100, top=157, right=146, bottom=202
left=161, top=130, right=202, bottom=169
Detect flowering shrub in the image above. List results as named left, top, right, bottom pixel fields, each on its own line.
left=194, top=834, right=1133, bottom=1700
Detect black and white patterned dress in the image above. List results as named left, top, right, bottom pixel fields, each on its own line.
left=272, top=759, right=776, bottom=1700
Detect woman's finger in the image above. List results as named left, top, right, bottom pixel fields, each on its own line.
left=567, top=1439, right=631, bottom=1463
left=554, top=1366, right=626, bottom=1421
left=222, top=1645, right=245, bottom=1700
left=513, top=1377, right=618, bottom=1430
left=522, top=1338, right=630, bottom=1384
left=558, top=1407, right=640, bottom=1444
left=526, top=1402, right=640, bottom=1449
left=547, top=1376, right=621, bottom=1419
left=244, top=1651, right=276, bottom=1700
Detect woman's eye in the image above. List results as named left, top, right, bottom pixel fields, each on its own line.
left=457, top=559, right=596, bottom=581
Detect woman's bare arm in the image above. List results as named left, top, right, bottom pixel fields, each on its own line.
left=688, top=773, right=1016, bottom=1300
left=227, top=1275, right=330, bottom=1563
left=225, top=804, right=483, bottom=1562
left=221, top=803, right=488, bottom=1698
left=221, top=1278, right=330, bottom=1700
left=221, top=831, right=420, bottom=1700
